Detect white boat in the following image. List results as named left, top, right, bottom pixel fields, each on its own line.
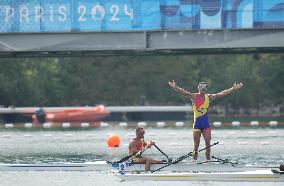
left=116, top=169, right=284, bottom=182
left=0, top=160, right=279, bottom=172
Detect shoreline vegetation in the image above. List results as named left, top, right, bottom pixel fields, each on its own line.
left=0, top=54, right=283, bottom=119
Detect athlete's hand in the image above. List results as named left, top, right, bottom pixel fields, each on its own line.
left=148, top=141, right=155, bottom=147
left=169, top=80, right=176, bottom=88
left=233, top=82, right=243, bottom=90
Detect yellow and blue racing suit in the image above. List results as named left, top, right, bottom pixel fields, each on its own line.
left=192, top=94, right=210, bottom=132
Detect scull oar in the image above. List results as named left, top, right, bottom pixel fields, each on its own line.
left=151, top=141, right=219, bottom=173
left=111, top=155, right=132, bottom=163
left=111, top=145, right=149, bottom=163
left=153, top=144, right=172, bottom=162
left=211, top=156, right=238, bottom=166
left=127, top=145, right=150, bottom=163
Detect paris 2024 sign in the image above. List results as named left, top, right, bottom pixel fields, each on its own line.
left=0, top=0, right=283, bottom=32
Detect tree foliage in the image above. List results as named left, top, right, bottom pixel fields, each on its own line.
left=0, top=54, right=283, bottom=111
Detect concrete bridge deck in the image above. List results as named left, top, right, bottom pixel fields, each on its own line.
left=0, top=29, right=284, bottom=58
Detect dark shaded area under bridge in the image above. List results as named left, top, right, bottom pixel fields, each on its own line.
left=0, top=29, right=284, bottom=58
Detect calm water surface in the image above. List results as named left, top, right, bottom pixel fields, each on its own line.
left=0, top=127, right=283, bottom=186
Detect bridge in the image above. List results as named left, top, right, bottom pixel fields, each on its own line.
left=0, top=0, right=283, bottom=57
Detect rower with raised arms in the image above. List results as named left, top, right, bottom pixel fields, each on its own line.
left=128, top=127, right=163, bottom=172
left=169, top=80, right=243, bottom=162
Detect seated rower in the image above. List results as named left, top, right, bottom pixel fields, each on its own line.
left=128, top=127, right=163, bottom=172
left=280, top=164, right=284, bottom=171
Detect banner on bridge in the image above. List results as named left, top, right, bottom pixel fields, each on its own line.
left=0, top=0, right=283, bottom=32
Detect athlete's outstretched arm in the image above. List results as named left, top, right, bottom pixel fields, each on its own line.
left=168, top=80, right=194, bottom=99
left=209, top=82, right=243, bottom=101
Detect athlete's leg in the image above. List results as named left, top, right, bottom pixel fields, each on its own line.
left=136, top=157, right=162, bottom=172
left=193, top=130, right=201, bottom=160
left=136, top=157, right=151, bottom=172
left=150, top=159, right=163, bottom=164
left=135, top=157, right=147, bottom=164
left=202, top=128, right=211, bottom=161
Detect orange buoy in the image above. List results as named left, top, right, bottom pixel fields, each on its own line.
left=107, top=134, right=120, bottom=148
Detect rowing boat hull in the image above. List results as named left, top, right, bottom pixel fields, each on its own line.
left=117, top=170, right=284, bottom=182
left=113, top=162, right=279, bottom=172
left=0, top=161, right=279, bottom=172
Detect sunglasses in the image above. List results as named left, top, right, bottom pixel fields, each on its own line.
left=199, top=84, right=208, bottom=91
